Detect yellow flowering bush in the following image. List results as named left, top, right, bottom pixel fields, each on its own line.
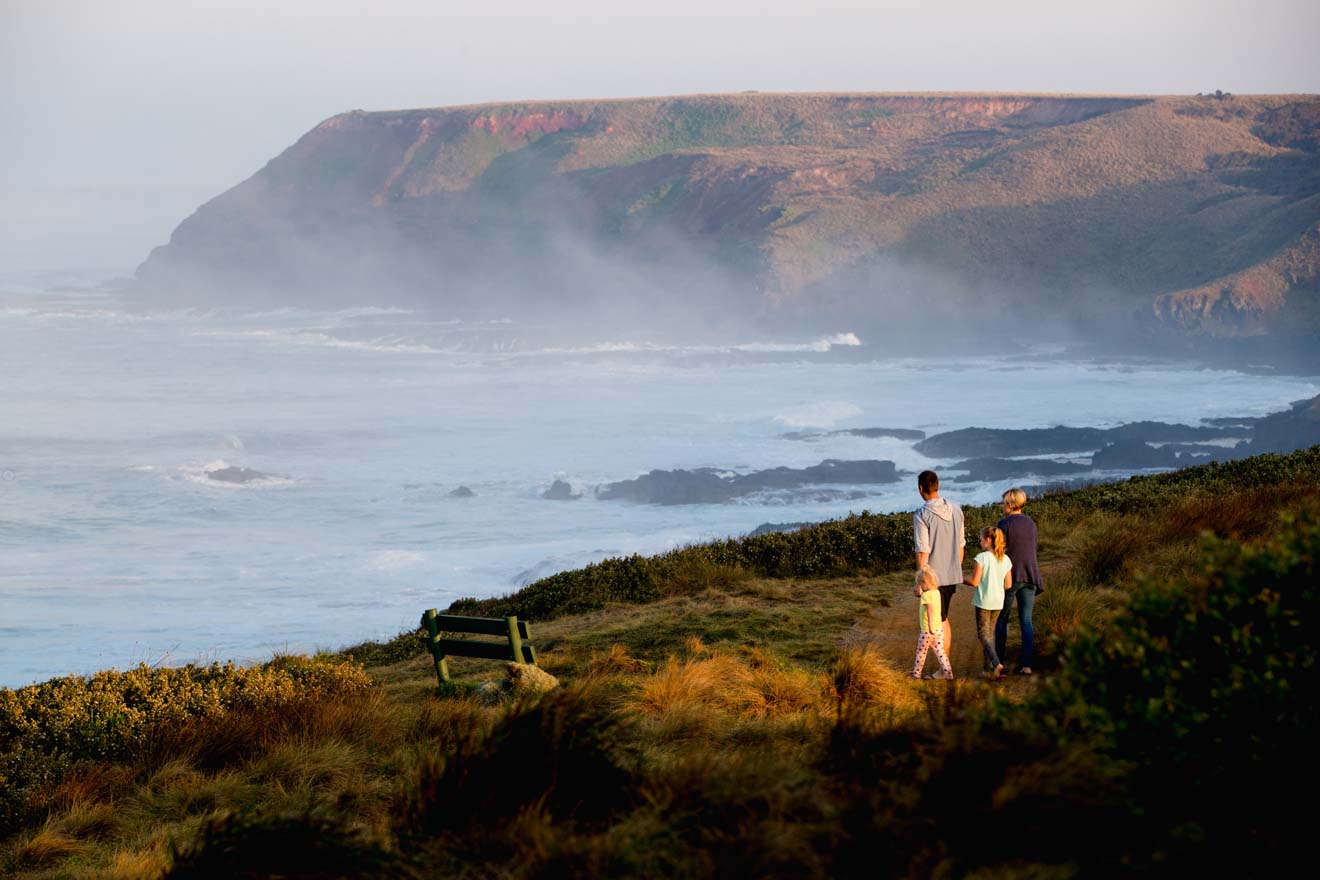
left=0, top=655, right=370, bottom=833
left=0, top=656, right=370, bottom=761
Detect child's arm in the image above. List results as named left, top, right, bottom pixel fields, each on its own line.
left=963, top=561, right=983, bottom=588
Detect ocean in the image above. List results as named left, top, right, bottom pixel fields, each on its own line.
left=2, top=272, right=1316, bottom=687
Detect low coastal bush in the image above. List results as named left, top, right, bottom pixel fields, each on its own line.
left=0, top=656, right=370, bottom=835
left=332, top=627, right=427, bottom=668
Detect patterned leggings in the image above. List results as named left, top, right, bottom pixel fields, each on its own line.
left=912, top=632, right=953, bottom=678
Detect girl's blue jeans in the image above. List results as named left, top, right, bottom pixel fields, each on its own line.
left=995, top=583, right=1037, bottom=669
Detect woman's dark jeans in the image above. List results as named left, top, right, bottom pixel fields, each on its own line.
left=995, top=583, right=1037, bottom=669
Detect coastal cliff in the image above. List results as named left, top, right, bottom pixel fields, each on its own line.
left=136, top=92, right=1320, bottom=341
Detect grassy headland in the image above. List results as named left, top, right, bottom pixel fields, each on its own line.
left=3, top=448, right=1318, bottom=877
left=136, top=93, right=1320, bottom=344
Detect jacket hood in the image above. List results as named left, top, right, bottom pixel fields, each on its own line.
left=923, top=497, right=954, bottom=521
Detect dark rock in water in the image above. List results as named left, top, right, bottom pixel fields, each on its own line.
left=207, top=466, right=278, bottom=484
left=598, top=459, right=901, bottom=505
left=783, top=427, right=925, bottom=442
left=1104, top=421, right=1239, bottom=444
left=950, top=457, right=1090, bottom=483
left=732, top=458, right=900, bottom=489
left=449, top=485, right=476, bottom=498
left=597, top=469, right=743, bottom=505
left=747, top=521, right=817, bottom=537
left=1091, top=440, right=1179, bottom=469
left=1248, top=394, right=1320, bottom=453
left=767, top=488, right=870, bottom=504
left=846, top=427, right=926, bottom=441
left=542, top=480, right=579, bottom=500
left=917, top=427, right=1110, bottom=458
left=917, top=421, right=1242, bottom=458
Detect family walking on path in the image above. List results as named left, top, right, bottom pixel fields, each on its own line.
left=911, top=470, right=1043, bottom=680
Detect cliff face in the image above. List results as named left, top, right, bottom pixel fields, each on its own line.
left=135, top=92, right=1320, bottom=339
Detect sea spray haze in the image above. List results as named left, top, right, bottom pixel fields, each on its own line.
left=0, top=283, right=1316, bottom=686
left=132, top=93, right=1320, bottom=359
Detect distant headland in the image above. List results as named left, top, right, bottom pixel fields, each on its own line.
left=134, top=91, right=1320, bottom=355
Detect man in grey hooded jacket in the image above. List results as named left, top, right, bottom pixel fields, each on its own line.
left=913, top=470, right=965, bottom=657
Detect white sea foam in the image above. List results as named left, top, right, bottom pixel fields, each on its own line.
left=734, top=332, right=862, bottom=353
left=538, top=331, right=863, bottom=356
left=773, top=401, right=864, bottom=429
left=192, top=328, right=442, bottom=354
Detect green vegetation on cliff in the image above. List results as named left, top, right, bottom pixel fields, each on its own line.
left=137, top=92, right=1320, bottom=341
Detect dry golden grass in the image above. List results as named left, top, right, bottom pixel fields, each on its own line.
left=830, top=643, right=925, bottom=718
left=10, top=825, right=85, bottom=869
left=585, top=644, right=652, bottom=677
left=96, top=848, right=169, bottom=880
left=634, top=648, right=826, bottom=722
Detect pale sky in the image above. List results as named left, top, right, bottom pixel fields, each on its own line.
left=2, top=0, right=1318, bottom=276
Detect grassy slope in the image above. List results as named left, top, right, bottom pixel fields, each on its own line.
left=139, top=92, right=1320, bottom=335
left=2, top=448, right=1318, bottom=877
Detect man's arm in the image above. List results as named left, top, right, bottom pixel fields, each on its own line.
left=958, top=509, right=966, bottom=565
left=913, top=512, right=930, bottom=569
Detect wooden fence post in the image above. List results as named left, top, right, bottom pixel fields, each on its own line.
left=422, top=608, right=450, bottom=684
left=506, top=616, right=524, bottom=665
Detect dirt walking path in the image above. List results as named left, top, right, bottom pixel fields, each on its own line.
left=847, top=569, right=1039, bottom=689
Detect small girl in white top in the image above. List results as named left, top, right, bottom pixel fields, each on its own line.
left=912, top=565, right=954, bottom=680
left=964, top=526, right=1012, bottom=680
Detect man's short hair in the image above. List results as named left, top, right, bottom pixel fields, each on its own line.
left=918, top=470, right=940, bottom=494
left=1002, top=487, right=1027, bottom=512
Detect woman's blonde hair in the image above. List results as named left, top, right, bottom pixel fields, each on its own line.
left=1002, top=487, right=1027, bottom=512
left=981, top=526, right=1007, bottom=560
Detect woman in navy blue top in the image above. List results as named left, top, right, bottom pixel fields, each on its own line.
left=996, top=487, right=1043, bottom=674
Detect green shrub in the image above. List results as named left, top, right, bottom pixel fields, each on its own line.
left=333, top=628, right=427, bottom=668
left=0, top=656, right=371, bottom=836
left=999, top=505, right=1320, bottom=867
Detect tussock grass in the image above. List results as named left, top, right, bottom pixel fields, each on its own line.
left=98, top=847, right=170, bottom=880
left=585, top=644, right=653, bottom=677
left=1067, top=510, right=1153, bottom=585
left=1034, top=575, right=1111, bottom=653
left=10, top=825, right=85, bottom=869
left=635, top=650, right=824, bottom=720
left=830, top=643, right=924, bottom=718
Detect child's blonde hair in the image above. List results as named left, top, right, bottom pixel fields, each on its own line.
left=915, top=565, right=939, bottom=590
left=981, top=526, right=1007, bottom=560
left=1002, top=487, right=1027, bottom=512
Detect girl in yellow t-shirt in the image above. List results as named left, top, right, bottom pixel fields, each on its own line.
left=912, top=566, right=954, bottom=679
